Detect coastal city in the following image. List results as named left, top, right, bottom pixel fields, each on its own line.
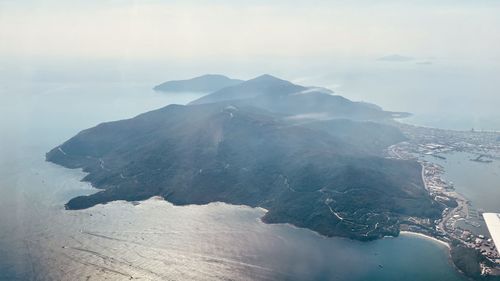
left=387, top=122, right=500, bottom=277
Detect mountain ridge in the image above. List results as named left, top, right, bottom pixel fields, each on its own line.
left=190, top=74, right=408, bottom=121
left=189, top=74, right=307, bottom=105
left=154, top=74, right=243, bottom=93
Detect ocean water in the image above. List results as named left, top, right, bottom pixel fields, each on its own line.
left=0, top=81, right=467, bottom=280
left=297, top=60, right=500, bottom=131
left=431, top=152, right=500, bottom=213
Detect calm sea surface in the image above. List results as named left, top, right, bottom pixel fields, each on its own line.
left=0, top=82, right=467, bottom=280
left=428, top=152, right=500, bottom=213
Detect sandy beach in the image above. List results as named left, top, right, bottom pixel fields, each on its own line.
left=400, top=231, right=450, bottom=249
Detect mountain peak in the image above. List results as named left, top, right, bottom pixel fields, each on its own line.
left=254, top=73, right=278, bottom=79
left=249, top=74, right=289, bottom=83
left=189, top=74, right=306, bottom=105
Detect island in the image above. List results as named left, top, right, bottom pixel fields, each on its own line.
left=47, top=74, right=500, bottom=280
left=153, top=74, right=243, bottom=93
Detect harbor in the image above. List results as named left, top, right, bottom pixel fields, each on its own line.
left=388, top=123, right=500, bottom=277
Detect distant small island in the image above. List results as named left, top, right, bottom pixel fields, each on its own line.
left=153, top=74, right=243, bottom=93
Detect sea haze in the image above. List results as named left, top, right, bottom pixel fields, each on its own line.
left=4, top=57, right=498, bottom=131
left=295, top=60, right=500, bottom=132
left=0, top=80, right=467, bottom=280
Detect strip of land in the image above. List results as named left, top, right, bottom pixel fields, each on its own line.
left=389, top=123, right=500, bottom=279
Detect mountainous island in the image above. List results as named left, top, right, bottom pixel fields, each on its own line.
left=47, top=74, right=443, bottom=241
left=153, top=74, right=243, bottom=93
left=190, top=75, right=410, bottom=120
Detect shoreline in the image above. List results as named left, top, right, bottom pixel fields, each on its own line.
left=400, top=231, right=450, bottom=249
left=391, top=128, right=500, bottom=278
left=396, top=119, right=500, bottom=134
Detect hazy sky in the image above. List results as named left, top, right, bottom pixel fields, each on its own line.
left=1, top=0, right=500, bottom=130
left=1, top=0, right=500, bottom=62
